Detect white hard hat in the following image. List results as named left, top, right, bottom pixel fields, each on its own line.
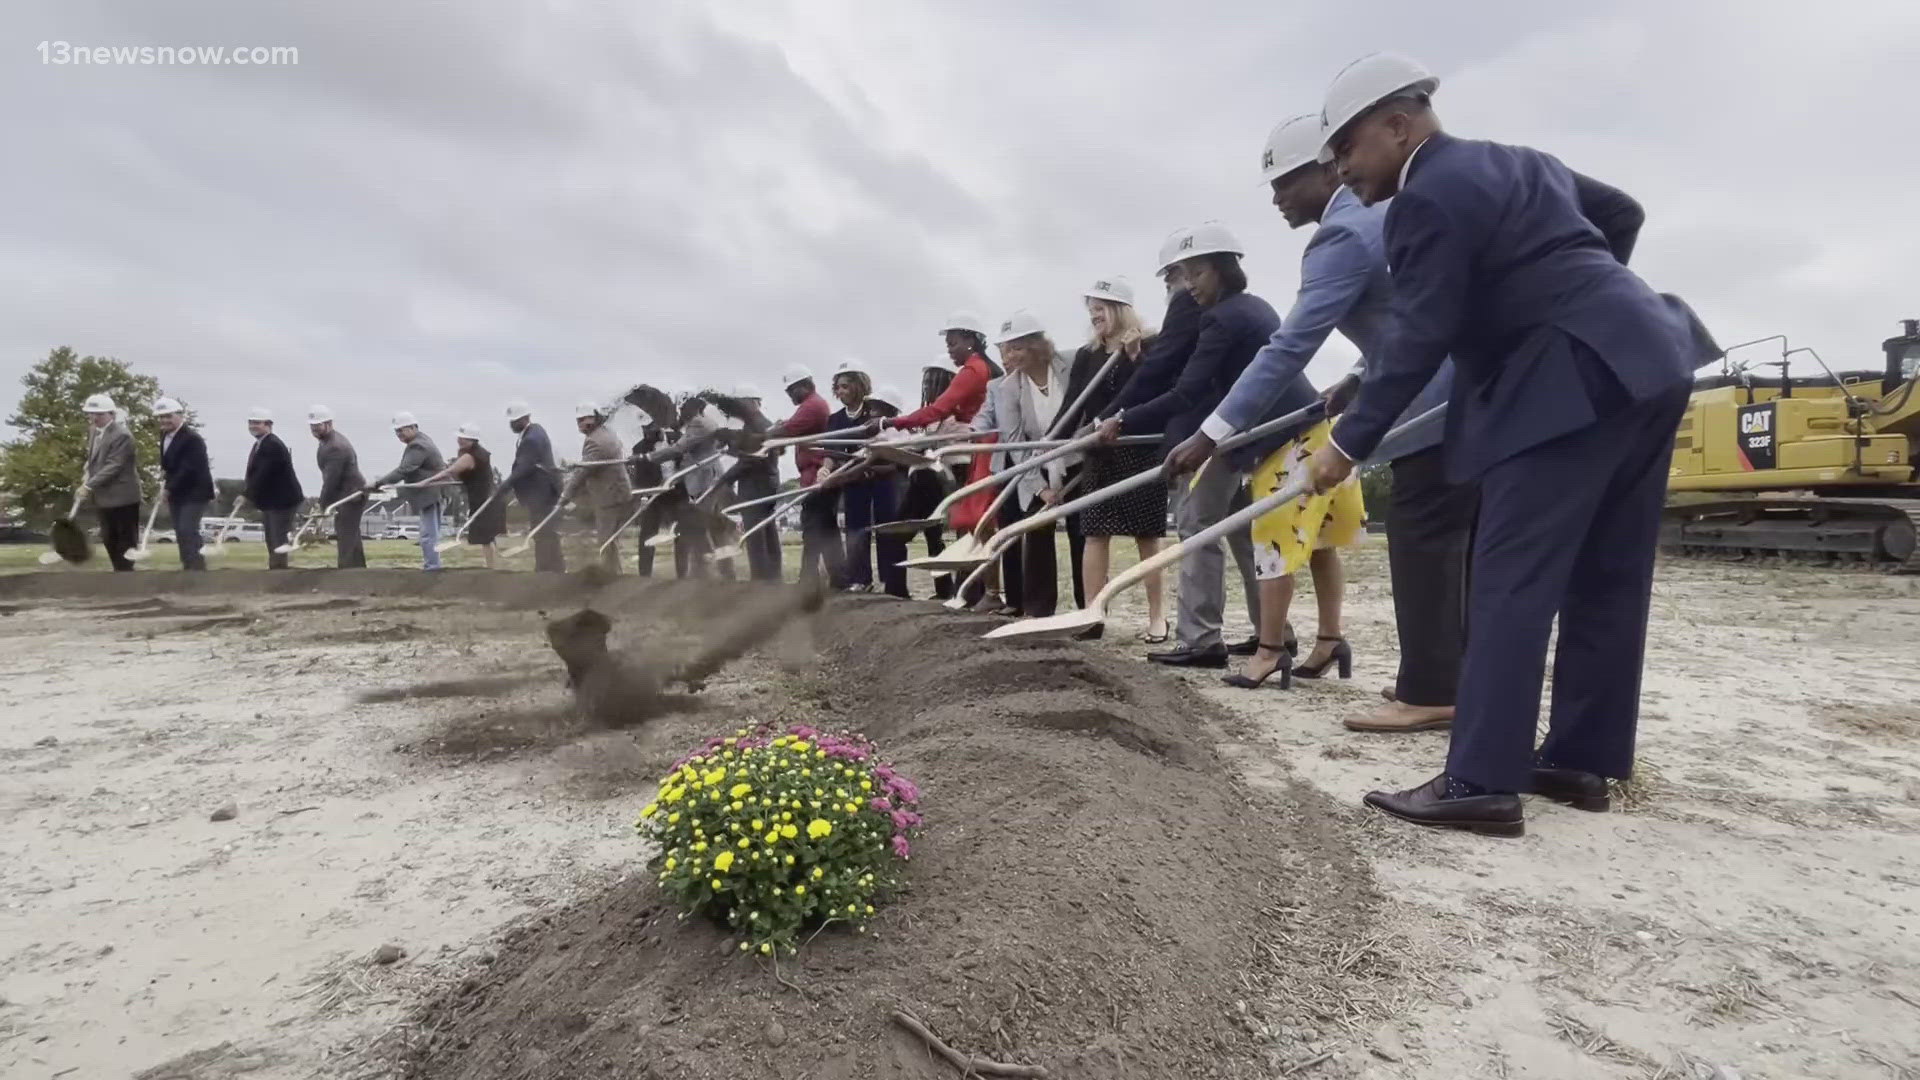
left=246, top=405, right=274, bottom=422
left=505, top=400, right=532, bottom=421
left=1084, top=276, right=1134, bottom=305
left=939, top=310, right=988, bottom=337
left=873, top=384, right=906, bottom=408
left=391, top=411, right=417, bottom=429
left=833, top=359, right=870, bottom=380
left=1316, top=52, right=1440, bottom=164
left=1158, top=221, right=1245, bottom=275
left=781, top=364, right=815, bottom=389
left=573, top=400, right=602, bottom=420
left=456, top=421, right=484, bottom=440
left=1261, top=113, right=1325, bottom=183
left=307, top=404, right=333, bottom=424
left=152, top=397, right=184, bottom=416
left=1154, top=228, right=1188, bottom=279
left=992, top=310, right=1046, bottom=345
left=82, top=394, right=118, bottom=414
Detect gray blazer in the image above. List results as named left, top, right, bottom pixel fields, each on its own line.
left=376, top=433, right=447, bottom=511
left=84, top=420, right=141, bottom=510
left=657, top=412, right=726, bottom=502
left=315, top=430, right=366, bottom=507
left=972, top=350, right=1077, bottom=504
left=563, top=423, right=630, bottom=511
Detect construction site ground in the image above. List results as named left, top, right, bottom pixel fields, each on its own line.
left=2, top=543, right=1917, bottom=1079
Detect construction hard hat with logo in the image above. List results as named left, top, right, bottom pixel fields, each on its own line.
left=1084, top=276, right=1134, bottom=305
left=247, top=405, right=275, bottom=422
left=153, top=397, right=184, bottom=416
left=1317, top=52, right=1439, bottom=163
left=456, top=422, right=484, bottom=440
left=1261, top=113, right=1325, bottom=183
left=833, top=359, right=870, bottom=380
left=992, top=310, right=1046, bottom=345
left=1157, top=221, right=1245, bottom=275
left=307, top=405, right=334, bottom=424
left=505, top=400, right=532, bottom=421
left=781, top=365, right=815, bottom=389
left=573, top=401, right=602, bottom=420
left=82, top=394, right=118, bottom=414
left=939, top=311, right=988, bottom=337
left=872, top=385, right=905, bottom=409
left=391, top=411, right=418, bottom=429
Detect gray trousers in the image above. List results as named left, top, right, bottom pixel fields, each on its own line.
left=334, top=502, right=366, bottom=568
left=262, top=508, right=295, bottom=570
left=1170, top=464, right=1261, bottom=650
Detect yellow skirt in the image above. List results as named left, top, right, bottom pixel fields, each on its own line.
left=1246, top=418, right=1365, bottom=579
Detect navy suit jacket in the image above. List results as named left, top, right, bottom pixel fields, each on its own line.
left=1101, top=287, right=1201, bottom=439
left=1117, top=290, right=1280, bottom=451
left=507, top=422, right=561, bottom=506
left=244, top=432, right=305, bottom=511
left=1332, top=133, right=1716, bottom=482
left=160, top=425, right=214, bottom=504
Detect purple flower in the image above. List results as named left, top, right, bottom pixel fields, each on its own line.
left=869, top=797, right=892, bottom=813
left=891, top=835, right=912, bottom=860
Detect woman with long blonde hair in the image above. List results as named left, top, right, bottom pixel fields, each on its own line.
left=1062, top=277, right=1170, bottom=641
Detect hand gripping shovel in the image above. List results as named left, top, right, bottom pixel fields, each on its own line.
left=940, top=402, right=1330, bottom=608
left=126, top=497, right=166, bottom=562
left=983, top=405, right=1443, bottom=639
left=39, top=490, right=92, bottom=565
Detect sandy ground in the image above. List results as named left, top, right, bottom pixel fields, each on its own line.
left=3, top=545, right=1918, bottom=1079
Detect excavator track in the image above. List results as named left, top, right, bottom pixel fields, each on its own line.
left=1661, top=497, right=1920, bottom=574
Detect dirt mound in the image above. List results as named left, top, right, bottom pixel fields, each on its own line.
left=397, top=598, right=1381, bottom=1079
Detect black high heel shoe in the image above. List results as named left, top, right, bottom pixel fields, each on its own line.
left=1221, top=645, right=1293, bottom=690
left=1293, top=636, right=1352, bottom=680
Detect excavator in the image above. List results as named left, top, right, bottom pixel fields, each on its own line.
left=1663, top=318, right=1920, bottom=571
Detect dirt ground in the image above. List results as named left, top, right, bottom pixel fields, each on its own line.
left=1, top=548, right=1917, bottom=1079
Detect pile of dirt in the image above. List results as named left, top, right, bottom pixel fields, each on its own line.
left=397, top=598, right=1384, bottom=1079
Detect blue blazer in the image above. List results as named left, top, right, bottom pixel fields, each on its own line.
left=1101, top=287, right=1201, bottom=435
left=1118, top=290, right=1280, bottom=450
left=160, top=425, right=214, bottom=504
left=1332, top=132, right=1716, bottom=481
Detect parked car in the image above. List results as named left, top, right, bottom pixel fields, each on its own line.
left=382, top=525, right=419, bottom=541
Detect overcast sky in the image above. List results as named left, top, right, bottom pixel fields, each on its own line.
left=3, top=0, right=1916, bottom=490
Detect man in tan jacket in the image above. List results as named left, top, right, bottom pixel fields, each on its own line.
left=80, top=394, right=143, bottom=571
left=560, top=401, right=630, bottom=572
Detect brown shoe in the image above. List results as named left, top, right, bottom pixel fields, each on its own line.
left=1343, top=701, right=1453, bottom=732
left=1379, top=684, right=1397, bottom=702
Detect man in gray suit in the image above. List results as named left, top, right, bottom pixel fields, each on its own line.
left=367, top=412, right=447, bottom=570
left=80, top=393, right=142, bottom=571
left=559, top=402, right=628, bottom=572
left=308, top=405, right=367, bottom=568
left=1168, top=113, right=1462, bottom=730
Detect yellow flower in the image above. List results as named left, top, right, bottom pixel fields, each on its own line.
left=693, top=841, right=708, bottom=853
left=781, top=812, right=793, bottom=822
left=860, top=780, right=873, bottom=792
left=760, top=943, right=772, bottom=955
left=865, top=904, right=875, bottom=914
left=707, top=791, right=720, bottom=802
left=738, top=940, right=750, bottom=951
left=752, top=819, right=764, bottom=831
left=737, top=837, right=751, bottom=848
left=845, top=904, right=856, bottom=914
left=667, top=812, right=680, bottom=825
left=710, top=878, right=722, bottom=890
left=713, top=851, right=735, bottom=872
left=794, top=885, right=807, bottom=896
left=640, top=802, right=659, bottom=819
left=812, top=866, right=824, bottom=880
left=662, top=787, right=684, bottom=804
left=766, top=830, right=781, bottom=844
left=845, top=802, right=860, bottom=814
left=780, top=824, right=798, bottom=839
left=816, top=750, right=826, bottom=759
left=807, top=819, right=833, bottom=839
left=730, top=782, right=753, bottom=798
left=813, top=788, right=824, bottom=797
left=724, top=737, right=738, bottom=747
left=790, top=740, right=811, bottom=752
left=771, top=886, right=782, bottom=896
left=665, top=857, right=677, bottom=870
left=784, top=854, right=795, bottom=865
left=730, top=800, right=744, bottom=812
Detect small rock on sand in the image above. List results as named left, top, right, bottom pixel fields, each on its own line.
left=765, top=1021, right=787, bottom=1048
left=373, top=944, right=406, bottom=965
left=35, top=735, right=59, bottom=747
left=210, top=802, right=238, bottom=822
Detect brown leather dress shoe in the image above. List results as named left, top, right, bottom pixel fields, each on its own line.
left=1529, top=767, right=1611, bottom=812
left=1363, top=774, right=1524, bottom=837
left=1343, top=701, right=1452, bottom=732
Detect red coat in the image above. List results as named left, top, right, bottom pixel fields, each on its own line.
left=888, top=354, right=991, bottom=429
left=771, top=392, right=832, bottom=485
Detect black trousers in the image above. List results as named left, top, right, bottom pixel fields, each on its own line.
left=100, top=503, right=140, bottom=572
left=170, top=500, right=208, bottom=571
left=1447, top=384, right=1690, bottom=792
left=334, top=502, right=367, bottom=568
left=1385, top=447, right=1476, bottom=707
left=799, top=490, right=843, bottom=587
left=261, top=508, right=295, bottom=570
left=634, top=496, right=669, bottom=577
left=900, top=468, right=954, bottom=599
left=522, top=491, right=565, bottom=572
left=998, top=492, right=1059, bottom=618
left=732, top=471, right=783, bottom=582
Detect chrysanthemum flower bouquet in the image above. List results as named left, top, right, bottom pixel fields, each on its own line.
left=636, top=723, right=924, bottom=955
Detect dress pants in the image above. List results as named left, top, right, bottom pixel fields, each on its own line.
left=523, top=491, right=565, bottom=572
left=333, top=501, right=367, bottom=568
left=672, top=497, right=721, bottom=579
left=1170, top=465, right=1261, bottom=650
left=798, top=490, right=843, bottom=587
left=100, top=504, right=140, bottom=572
left=261, top=507, right=295, bottom=570
left=997, top=492, right=1058, bottom=617
left=840, top=475, right=907, bottom=597
left=1385, top=448, right=1476, bottom=707
left=634, top=497, right=668, bottom=577
left=732, top=471, right=783, bottom=582
left=592, top=503, right=626, bottom=573
left=170, top=500, right=208, bottom=571
left=417, top=503, right=443, bottom=570
left=1447, top=382, right=1690, bottom=792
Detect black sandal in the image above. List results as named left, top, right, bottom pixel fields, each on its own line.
left=1293, top=636, right=1353, bottom=680
left=1220, top=645, right=1293, bottom=690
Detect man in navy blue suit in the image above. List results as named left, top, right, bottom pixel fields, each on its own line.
left=1304, top=53, right=1716, bottom=836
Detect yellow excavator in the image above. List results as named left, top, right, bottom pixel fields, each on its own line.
left=1663, top=318, right=1920, bottom=571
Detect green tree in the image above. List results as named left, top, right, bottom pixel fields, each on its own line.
left=0, top=348, right=169, bottom=522
left=1358, top=463, right=1393, bottom=530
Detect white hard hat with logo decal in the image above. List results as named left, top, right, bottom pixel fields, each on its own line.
left=1157, top=221, right=1245, bottom=276
left=1084, top=276, right=1134, bottom=305
left=832, top=359, right=870, bottom=380
left=82, top=394, right=118, bottom=414
left=872, top=384, right=906, bottom=410
left=391, top=411, right=418, bottom=429
left=573, top=400, right=602, bottom=420
left=505, top=400, right=532, bottom=421
left=1261, top=113, right=1326, bottom=183
left=153, top=397, right=184, bottom=416
left=1316, top=52, right=1439, bottom=164
left=938, top=311, right=988, bottom=337
left=992, top=310, right=1046, bottom=345
left=247, top=405, right=274, bottom=422
left=456, top=421, right=484, bottom=440
left=307, top=404, right=333, bottom=424
left=780, top=364, right=815, bottom=389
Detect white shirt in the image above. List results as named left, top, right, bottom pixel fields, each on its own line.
left=162, top=430, right=176, bottom=457
left=1023, top=372, right=1060, bottom=435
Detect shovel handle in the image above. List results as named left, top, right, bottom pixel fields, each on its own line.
left=211, top=497, right=248, bottom=546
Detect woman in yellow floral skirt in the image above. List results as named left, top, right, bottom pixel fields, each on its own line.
left=1223, top=416, right=1365, bottom=689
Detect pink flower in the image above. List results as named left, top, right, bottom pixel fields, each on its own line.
left=891, top=835, right=912, bottom=860
left=869, top=797, right=892, bottom=813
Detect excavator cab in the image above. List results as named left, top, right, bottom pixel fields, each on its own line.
left=1886, top=318, right=1920, bottom=394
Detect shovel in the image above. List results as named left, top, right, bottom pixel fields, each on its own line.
left=435, top=487, right=503, bottom=554
left=126, top=497, right=165, bottom=562
left=617, top=451, right=727, bottom=552
left=276, top=490, right=375, bottom=555
left=39, top=491, right=92, bottom=566
left=940, top=402, right=1330, bottom=608
left=204, top=496, right=248, bottom=559
left=501, top=500, right=566, bottom=558
left=983, top=404, right=1444, bottom=639
left=707, top=485, right=814, bottom=563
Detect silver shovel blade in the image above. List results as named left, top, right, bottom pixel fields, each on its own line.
left=271, top=544, right=296, bottom=555
left=983, top=608, right=1104, bottom=638
left=707, top=545, right=742, bottom=562
left=434, top=538, right=465, bottom=553
left=37, top=550, right=63, bottom=565
left=871, top=517, right=940, bottom=537
left=900, top=553, right=991, bottom=572
left=127, top=549, right=153, bottom=562
left=644, top=528, right=677, bottom=548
